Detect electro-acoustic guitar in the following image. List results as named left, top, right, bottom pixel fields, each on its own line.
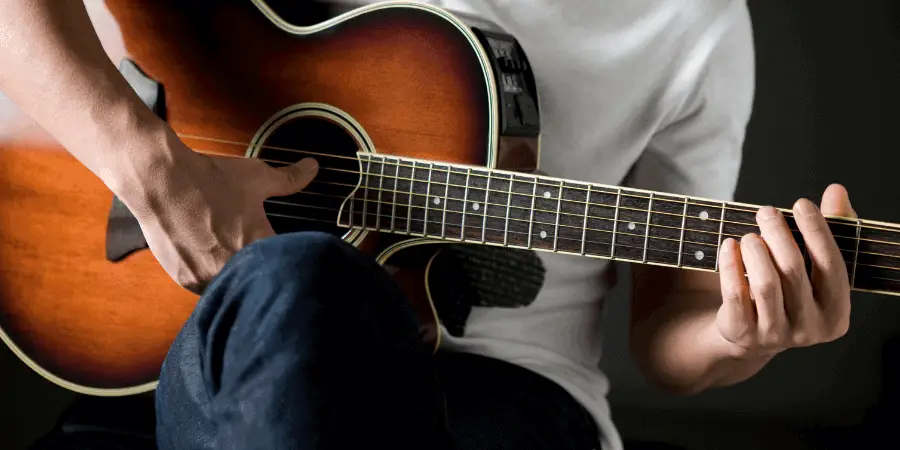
left=0, top=0, right=897, bottom=397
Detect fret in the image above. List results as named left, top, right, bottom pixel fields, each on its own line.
left=581, top=185, right=592, bottom=255
left=503, top=176, right=514, bottom=246
left=715, top=203, right=726, bottom=271
left=443, top=167, right=468, bottom=239
left=610, top=188, right=622, bottom=258
left=460, top=168, right=471, bottom=241
left=642, top=193, right=654, bottom=263
left=482, top=172, right=492, bottom=243
left=553, top=181, right=563, bottom=251
left=375, top=157, right=386, bottom=231
left=529, top=179, right=563, bottom=251
left=441, top=166, right=451, bottom=238
left=527, top=178, right=538, bottom=249
left=851, top=220, right=861, bottom=288
left=677, top=197, right=688, bottom=267
left=408, top=161, right=431, bottom=235
left=406, top=163, right=415, bottom=233
left=390, top=159, right=399, bottom=232
left=423, top=163, right=434, bottom=237
left=644, top=193, right=689, bottom=266
left=361, top=158, right=371, bottom=229
left=459, top=169, right=489, bottom=242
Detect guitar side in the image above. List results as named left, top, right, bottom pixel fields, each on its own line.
left=0, top=0, right=538, bottom=395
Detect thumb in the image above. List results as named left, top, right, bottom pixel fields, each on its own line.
left=820, top=183, right=856, bottom=218
left=264, top=158, right=319, bottom=197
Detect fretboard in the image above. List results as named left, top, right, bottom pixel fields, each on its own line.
left=337, top=153, right=900, bottom=296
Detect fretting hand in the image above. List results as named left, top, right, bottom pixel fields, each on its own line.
left=117, top=128, right=319, bottom=294
left=714, top=184, right=855, bottom=358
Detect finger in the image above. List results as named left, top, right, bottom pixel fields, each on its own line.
left=756, top=206, right=814, bottom=326
left=717, top=238, right=755, bottom=344
left=820, top=183, right=856, bottom=218
left=741, top=233, right=786, bottom=339
left=263, top=157, right=319, bottom=197
left=793, top=198, right=850, bottom=311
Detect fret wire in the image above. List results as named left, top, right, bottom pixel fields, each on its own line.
left=527, top=178, right=538, bottom=249
left=375, top=157, right=385, bottom=231
left=851, top=219, right=862, bottom=288
left=610, top=188, right=622, bottom=258
left=715, top=203, right=726, bottom=272
left=461, top=168, right=471, bottom=241
left=553, top=181, right=564, bottom=252
left=424, top=163, right=434, bottom=237
left=441, top=166, right=451, bottom=238
left=406, top=164, right=415, bottom=234
left=503, top=177, right=514, bottom=246
left=643, top=192, right=655, bottom=263
left=390, top=158, right=399, bottom=233
left=581, top=184, right=591, bottom=255
left=677, top=197, right=688, bottom=267
left=482, top=172, right=492, bottom=244
left=362, top=159, right=370, bottom=230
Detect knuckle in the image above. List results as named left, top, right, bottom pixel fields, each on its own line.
left=781, top=261, right=807, bottom=286
left=791, top=329, right=811, bottom=347
left=752, top=278, right=779, bottom=300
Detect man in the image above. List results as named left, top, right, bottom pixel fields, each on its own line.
left=0, top=0, right=856, bottom=449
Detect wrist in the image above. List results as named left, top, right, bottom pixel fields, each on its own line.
left=95, top=109, right=189, bottom=205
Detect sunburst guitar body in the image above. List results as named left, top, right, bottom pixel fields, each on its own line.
left=0, top=0, right=541, bottom=396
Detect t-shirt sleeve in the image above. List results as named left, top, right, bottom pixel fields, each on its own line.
left=625, top=1, right=755, bottom=202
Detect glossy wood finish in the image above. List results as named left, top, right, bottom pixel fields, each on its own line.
left=0, top=0, right=496, bottom=393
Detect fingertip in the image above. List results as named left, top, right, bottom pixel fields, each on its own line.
left=820, top=183, right=854, bottom=217
left=740, top=233, right=759, bottom=246
left=297, top=157, right=319, bottom=174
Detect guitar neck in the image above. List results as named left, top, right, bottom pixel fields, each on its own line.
left=338, top=152, right=900, bottom=296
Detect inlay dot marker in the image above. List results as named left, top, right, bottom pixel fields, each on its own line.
left=695, top=250, right=705, bottom=261
left=544, top=191, right=552, bottom=198
left=433, top=197, right=441, bottom=205
left=699, top=211, right=709, bottom=221
left=628, top=222, right=636, bottom=230
left=540, top=230, right=548, bottom=239
left=472, top=202, right=480, bottom=211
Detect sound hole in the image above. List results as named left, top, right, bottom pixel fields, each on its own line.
left=256, top=117, right=362, bottom=238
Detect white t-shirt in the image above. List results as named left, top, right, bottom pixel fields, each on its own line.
left=337, top=1, right=754, bottom=449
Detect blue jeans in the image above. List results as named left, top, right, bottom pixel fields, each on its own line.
left=155, top=232, right=602, bottom=449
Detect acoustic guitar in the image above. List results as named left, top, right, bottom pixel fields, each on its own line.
left=1, top=0, right=898, bottom=398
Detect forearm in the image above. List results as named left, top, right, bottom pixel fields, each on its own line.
left=631, top=289, right=773, bottom=395
left=0, top=0, right=175, bottom=193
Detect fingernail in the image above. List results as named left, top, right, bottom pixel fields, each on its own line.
left=794, top=199, right=819, bottom=217
left=298, top=158, right=318, bottom=173
left=757, top=206, right=779, bottom=221
left=720, top=238, right=735, bottom=255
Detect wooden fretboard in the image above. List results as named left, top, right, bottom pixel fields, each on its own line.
left=337, top=153, right=900, bottom=296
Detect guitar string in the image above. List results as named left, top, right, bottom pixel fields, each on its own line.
left=188, top=146, right=898, bottom=253
left=273, top=204, right=900, bottom=276
left=300, top=173, right=884, bottom=247
left=202, top=147, right=884, bottom=248
left=289, top=180, right=884, bottom=260
left=187, top=144, right=899, bottom=262
left=178, top=132, right=886, bottom=233
left=272, top=193, right=900, bottom=271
